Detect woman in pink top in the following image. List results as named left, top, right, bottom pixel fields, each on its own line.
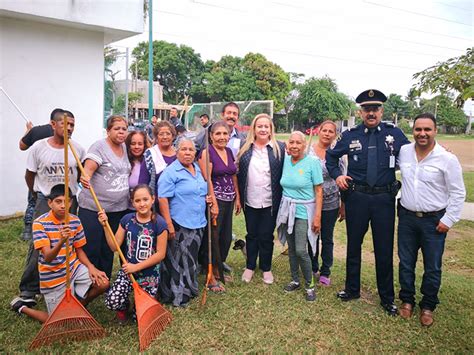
left=125, top=131, right=149, bottom=210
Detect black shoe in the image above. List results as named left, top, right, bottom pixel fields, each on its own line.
left=223, top=262, right=232, bottom=273
left=21, top=224, right=33, bottom=241
left=10, top=297, right=36, bottom=314
left=283, top=281, right=301, bottom=292
left=381, top=302, right=398, bottom=316
left=336, top=290, right=360, bottom=302
left=305, top=288, right=316, bottom=302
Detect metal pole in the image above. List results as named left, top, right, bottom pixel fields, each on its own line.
left=148, top=0, right=153, bottom=120
left=125, top=47, right=129, bottom=120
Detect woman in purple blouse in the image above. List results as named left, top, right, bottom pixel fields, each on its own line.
left=198, top=121, right=241, bottom=290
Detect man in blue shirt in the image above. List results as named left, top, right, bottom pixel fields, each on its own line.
left=326, top=89, right=409, bottom=316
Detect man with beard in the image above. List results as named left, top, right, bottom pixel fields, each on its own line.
left=397, top=113, right=465, bottom=326
left=326, top=89, right=409, bottom=316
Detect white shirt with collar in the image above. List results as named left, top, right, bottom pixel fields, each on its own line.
left=227, top=128, right=242, bottom=158
left=398, top=142, right=466, bottom=228
left=246, top=143, right=272, bottom=209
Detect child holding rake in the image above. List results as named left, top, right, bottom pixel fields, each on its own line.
left=98, top=184, right=168, bottom=324
left=11, top=184, right=110, bottom=322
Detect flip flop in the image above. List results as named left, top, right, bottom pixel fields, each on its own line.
left=207, top=282, right=226, bottom=293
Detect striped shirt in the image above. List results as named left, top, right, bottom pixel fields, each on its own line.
left=33, top=211, right=86, bottom=293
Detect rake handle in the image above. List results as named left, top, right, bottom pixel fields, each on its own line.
left=68, top=141, right=137, bottom=284
left=63, top=114, right=71, bottom=290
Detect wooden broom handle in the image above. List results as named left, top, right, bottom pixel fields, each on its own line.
left=63, top=114, right=71, bottom=289
left=68, top=141, right=137, bottom=284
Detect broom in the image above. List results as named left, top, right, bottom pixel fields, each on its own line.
left=68, top=141, right=172, bottom=352
left=29, top=114, right=106, bottom=350
left=201, top=127, right=220, bottom=306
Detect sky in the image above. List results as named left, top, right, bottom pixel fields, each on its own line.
left=111, top=0, right=473, bottom=111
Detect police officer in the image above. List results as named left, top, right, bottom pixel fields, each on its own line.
left=326, top=89, right=409, bottom=316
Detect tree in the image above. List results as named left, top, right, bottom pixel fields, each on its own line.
left=191, top=53, right=291, bottom=111
left=104, top=46, right=120, bottom=116
left=383, top=93, right=410, bottom=124
left=413, top=47, right=473, bottom=108
left=289, top=76, right=353, bottom=128
left=132, top=41, right=205, bottom=103
left=419, top=95, right=466, bottom=132
left=113, top=92, right=144, bottom=115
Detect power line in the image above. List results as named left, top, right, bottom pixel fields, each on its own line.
left=363, top=1, right=472, bottom=26
left=185, top=1, right=465, bottom=52
left=144, top=30, right=422, bottom=71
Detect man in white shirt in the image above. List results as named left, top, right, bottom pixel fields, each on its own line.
left=397, top=112, right=465, bottom=326
left=11, top=110, right=85, bottom=309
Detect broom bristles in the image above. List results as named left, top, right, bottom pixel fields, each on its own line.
left=29, top=317, right=105, bottom=349
left=138, top=305, right=173, bottom=351
left=29, top=289, right=105, bottom=350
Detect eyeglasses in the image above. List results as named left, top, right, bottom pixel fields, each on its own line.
left=361, top=106, right=381, bottom=113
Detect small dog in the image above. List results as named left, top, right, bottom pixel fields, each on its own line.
left=232, top=239, right=247, bottom=258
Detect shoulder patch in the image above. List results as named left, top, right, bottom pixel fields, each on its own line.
left=384, top=122, right=395, bottom=128
left=337, top=133, right=343, bottom=141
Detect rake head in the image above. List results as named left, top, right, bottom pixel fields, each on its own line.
left=29, top=289, right=105, bottom=350
left=133, top=282, right=173, bottom=352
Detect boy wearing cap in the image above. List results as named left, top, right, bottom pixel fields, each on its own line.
left=326, top=89, right=410, bottom=316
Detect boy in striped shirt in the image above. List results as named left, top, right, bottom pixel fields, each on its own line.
left=10, top=184, right=109, bottom=322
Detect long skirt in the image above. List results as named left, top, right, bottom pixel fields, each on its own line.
left=159, top=223, right=204, bottom=307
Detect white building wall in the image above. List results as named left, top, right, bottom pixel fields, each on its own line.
left=0, top=17, right=105, bottom=216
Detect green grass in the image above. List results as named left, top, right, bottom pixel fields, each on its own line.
left=464, top=172, right=474, bottom=202
left=1, top=216, right=473, bottom=353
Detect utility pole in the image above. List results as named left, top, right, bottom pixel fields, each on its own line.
left=125, top=47, right=129, bottom=120
left=148, top=0, right=153, bottom=120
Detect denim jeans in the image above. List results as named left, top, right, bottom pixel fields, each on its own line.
left=285, top=218, right=313, bottom=286
left=309, top=207, right=338, bottom=277
left=398, top=208, right=447, bottom=311
left=23, top=190, right=36, bottom=226
left=244, top=205, right=276, bottom=272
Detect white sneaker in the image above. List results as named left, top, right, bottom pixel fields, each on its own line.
left=241, top=268, right=254, bottom=283
left=262, top=271, right=274, bottom=285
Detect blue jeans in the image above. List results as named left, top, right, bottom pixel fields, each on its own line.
left=309, top=207, right=338, bottom=277
left=398, top=208, right=447, bottom=311
left=23, top=190, right=36, bottom=226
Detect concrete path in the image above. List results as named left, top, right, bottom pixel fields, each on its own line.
left=461, top=202, right=474, bottom=221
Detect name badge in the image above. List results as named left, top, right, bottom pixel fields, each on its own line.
left=389, top=155, right=395, bottom=168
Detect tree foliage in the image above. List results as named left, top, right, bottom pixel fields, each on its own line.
left=383, top=93, right=410, bottom=121
left=113, top=92, right=144, bottom=116
left=132, top=41, right=205, bottom=103
left=419, top=95, right=466, bottom=131
left=191, top=53, right=291, bottom=111
left=104, top=46, right=119, bottom=114
left=413, top=47, right=474, bottom=108
left=289, top=76, right=353, bottom=127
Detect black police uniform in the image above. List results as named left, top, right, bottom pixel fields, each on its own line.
left=326, top=121, right=409, bottom=305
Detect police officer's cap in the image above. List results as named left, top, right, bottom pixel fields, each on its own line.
left=355, top=89, right=387, bottom=106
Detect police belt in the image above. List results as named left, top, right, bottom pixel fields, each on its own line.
left=399, top=205, right=446, bottom=218
left=352, top=183, right=392, bottom=194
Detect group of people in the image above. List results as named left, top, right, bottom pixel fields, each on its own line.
left=10, top=90, right=466, bottom=328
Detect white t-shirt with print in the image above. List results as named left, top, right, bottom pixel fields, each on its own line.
left=26, top=138, right=86, bottom=196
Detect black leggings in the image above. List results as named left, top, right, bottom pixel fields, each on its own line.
left=78, top=207, right=126, bottom=278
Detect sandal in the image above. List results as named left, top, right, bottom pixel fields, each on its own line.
left=207, top=282, right=226, bottom=293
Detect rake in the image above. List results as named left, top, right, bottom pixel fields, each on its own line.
left=68, top=141, right=172, bottom=352
left=30, top=114, right=105, bottom=350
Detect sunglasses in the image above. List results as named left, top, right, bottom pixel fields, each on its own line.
left=361, top=106, right=381, bottom=113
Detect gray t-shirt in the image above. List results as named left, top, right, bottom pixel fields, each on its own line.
left=310, top=149, right=346, bottom=211
left=78, top=139, right=131, bottom=212
left=26, top=138, right=86, bottom=196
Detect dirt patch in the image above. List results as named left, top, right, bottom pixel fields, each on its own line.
left=438, top=139, right=474, bottom=171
